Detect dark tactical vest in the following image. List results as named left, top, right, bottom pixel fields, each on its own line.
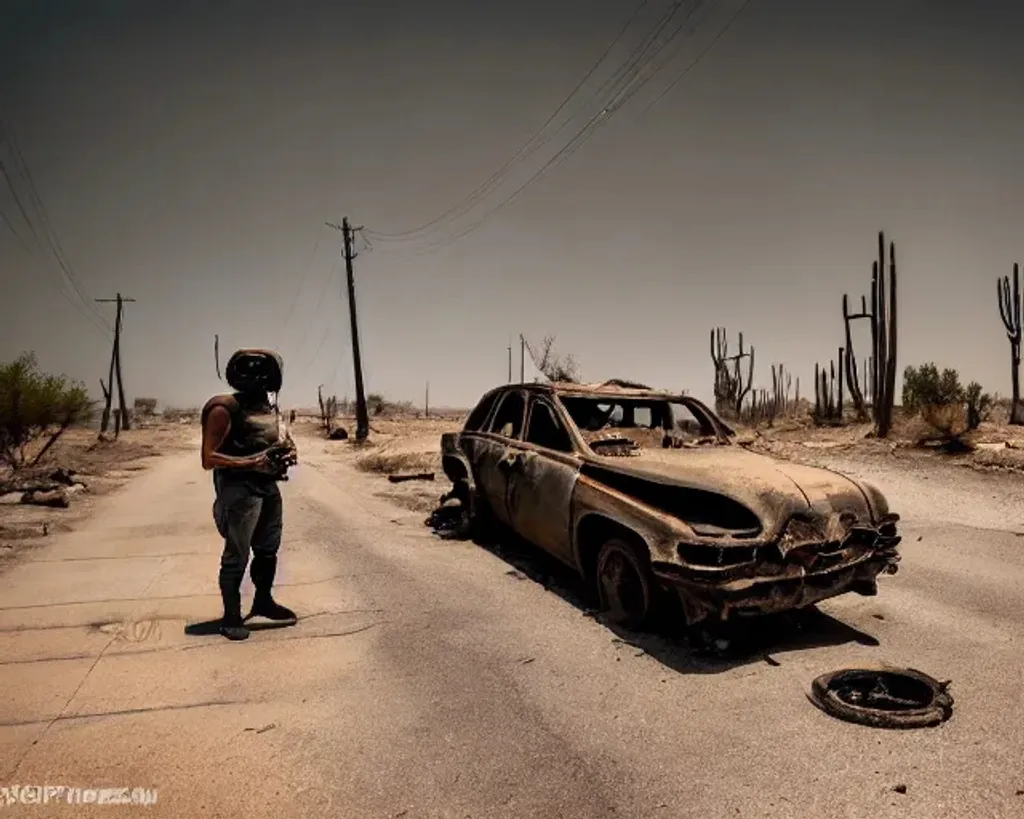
left=201, top=392, right=281, bottom=488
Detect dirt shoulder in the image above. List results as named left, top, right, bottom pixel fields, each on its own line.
left=292, top=415, right=462, bottom=516
left=308, top=413, right=1024, bottom=534
left=0, top=420, right=196, bottom=569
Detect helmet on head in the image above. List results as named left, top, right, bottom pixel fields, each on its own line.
left=225, top=348, right=283, bottom=395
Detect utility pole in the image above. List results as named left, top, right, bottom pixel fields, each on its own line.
left=96, top=294, right=135, bottom=435
left=425, top=381, right=429, bottom=418
left=325, top=218, right=369, bottom=441
left=519, top=334, right=526, bottom=383
left=507, top=340, right=512, bottom=383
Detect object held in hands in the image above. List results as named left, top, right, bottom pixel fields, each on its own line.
left=264, top=441, right=299, bottom=480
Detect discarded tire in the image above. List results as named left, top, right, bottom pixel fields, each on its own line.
left=808, top=667, right=954, bottom=729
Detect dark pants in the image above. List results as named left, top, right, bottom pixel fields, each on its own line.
left=213, top=472, right=283, bottom=607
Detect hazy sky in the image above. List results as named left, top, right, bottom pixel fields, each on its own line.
left=2, top=0, right=1022, bottom=411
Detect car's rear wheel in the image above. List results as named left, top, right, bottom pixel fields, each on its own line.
left=595, top=538, right=655, bottom=629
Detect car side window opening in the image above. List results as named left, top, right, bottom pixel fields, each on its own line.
left=526, top=400, right=574, bottom=452
left=464, top=391, right=499, bottom=431
left=489, top=391, right=526, bottom=439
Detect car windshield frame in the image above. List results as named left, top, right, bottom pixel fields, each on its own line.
left=553, top=392, right=730, bottom=454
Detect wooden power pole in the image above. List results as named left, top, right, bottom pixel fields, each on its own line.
left=325, top=218, right=369, bottom=441
left=96, top=293, right=135, bottom=434
left=519, top=334, right=526, bottom=383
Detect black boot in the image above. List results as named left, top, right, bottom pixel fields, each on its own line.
left=219, top=578, right=250, bottom=641
left=247, top=555, right=297, bottom=624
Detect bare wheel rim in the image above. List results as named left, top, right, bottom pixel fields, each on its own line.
left=598, top=545, right=649, bottom=622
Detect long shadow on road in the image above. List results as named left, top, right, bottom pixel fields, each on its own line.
left=447, top=521, right=880, bottom=677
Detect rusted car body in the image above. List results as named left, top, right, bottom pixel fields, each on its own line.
left=440, top=380, right=901, bottom=628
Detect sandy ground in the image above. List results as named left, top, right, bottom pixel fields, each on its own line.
left=0, top=417, right=1023, bottom=817
left=0, top=422, right=196, bottom=570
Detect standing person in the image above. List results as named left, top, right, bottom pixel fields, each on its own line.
left=200, top=348, right=298, bottom=640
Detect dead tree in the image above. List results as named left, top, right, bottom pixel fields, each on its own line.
left=997, top=263, right=1024, bottom=424
left=709, top=327, right=754, bottom=418
left=531, top=335, right=580, bottom=383
left=318, top=385, right=338, bottom=435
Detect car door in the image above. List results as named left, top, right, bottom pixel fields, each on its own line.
left=505, top=395, right=581, bottom=565
left=474, top=389, right=528, bottom=525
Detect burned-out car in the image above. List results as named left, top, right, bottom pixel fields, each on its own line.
left=440, top=380, right=901, bottom=628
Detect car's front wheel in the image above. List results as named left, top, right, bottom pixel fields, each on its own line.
left=595, top=537, right=655, bottom=629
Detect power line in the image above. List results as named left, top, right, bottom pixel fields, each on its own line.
left=638, top=0, right=753, bottom=118
left=397, top=0, right=728, bottom=253
left=1, top=158, right=112, bottom=337
left=292, top=259, right=340, bottom=375
left=0, top=109, right=112, bottom=334
left=0, top=206, right=32, bottom=254
left=276, top=225, right=328, bottom=351
left=363, top=0, right=658, bottom=242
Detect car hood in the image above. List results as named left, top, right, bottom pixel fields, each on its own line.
left=587, top=445, right=875, bottom=538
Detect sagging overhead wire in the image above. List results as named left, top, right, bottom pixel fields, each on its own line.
left=397, top=0, right=745, bottom=254
left=363, top=0, right=661, bottom=244
left=0, top=108, right=112, bottom=337
left=276, top=224, right=328, bottom=351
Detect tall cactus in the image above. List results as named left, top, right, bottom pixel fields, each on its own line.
left=873, top=232, right=898, bottom=438
left=842, top=294, right=870, bottom=420
left=841, top=233, right=897, bottom=434
left=997, top=263, right=1024, bottom=425
left=814, top=349, right=845, bottom=425
left=709, top=327, right=754, bottom=418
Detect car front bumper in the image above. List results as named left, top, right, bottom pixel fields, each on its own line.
left=652, top=546, right=900, bottom=624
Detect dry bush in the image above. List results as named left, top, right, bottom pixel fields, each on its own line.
left=162, top=407, right=200, bottom=423
left=356, top=451, right=439, bottom=475
left=133, top=397, right=158, bottom=415
left=920, top=403, right=970, bottom=439
left=902, top=363, right=992, bottom=447
left=0, top=352, right=95, bottom=469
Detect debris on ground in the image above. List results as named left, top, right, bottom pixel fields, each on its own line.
left=387, top=471, right=435, bottom=483
left=425, top=502, right=471, bottom=540
left=808, top=667, right=954, bottom=729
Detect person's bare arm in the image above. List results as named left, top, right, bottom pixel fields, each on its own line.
left=201, top=405, right=271, bottom=472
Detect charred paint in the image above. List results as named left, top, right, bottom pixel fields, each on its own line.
left=441, top=381, right=902, bottom=626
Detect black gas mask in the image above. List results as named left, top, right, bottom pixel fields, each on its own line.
left=225, top=349, right=284, bottom=397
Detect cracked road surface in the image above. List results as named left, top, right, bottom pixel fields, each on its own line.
left=1, top=438, right=1022, bottom=817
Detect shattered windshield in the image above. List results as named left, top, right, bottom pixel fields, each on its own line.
left=558, top=397, right=724, bottom=456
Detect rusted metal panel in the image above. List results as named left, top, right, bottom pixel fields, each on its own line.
left=507, top=447, right=580, bottom=565
left=439, top=381, right=902, bottom=627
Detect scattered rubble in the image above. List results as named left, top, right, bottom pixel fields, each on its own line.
left=387, top=472, right=434, bottom=484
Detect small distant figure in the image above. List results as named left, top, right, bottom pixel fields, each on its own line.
left=289, top=409, right=297, bottom=425
left=200, top=348, right=298, bottom=641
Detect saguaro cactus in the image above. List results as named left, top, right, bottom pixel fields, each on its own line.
left=842, top=294, right=871, bottom=420
left=843, top=233, right=898, bottom=437
left=997, top=263, right=1024, bottom=425
left=873, top=233, right=898, bottom=438
left=709, top=327, right=754, bottom=418
left=814, top=349, right=845, bottom=425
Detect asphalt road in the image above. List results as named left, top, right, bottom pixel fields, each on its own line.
left=1, top=437, right=1021, bottom=818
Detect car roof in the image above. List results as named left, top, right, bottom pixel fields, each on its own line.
left=501, top=380, right=688, bottom=401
